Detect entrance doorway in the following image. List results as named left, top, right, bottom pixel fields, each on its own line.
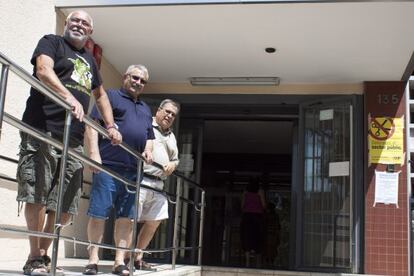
left=200, top=120, right=294, bottom=269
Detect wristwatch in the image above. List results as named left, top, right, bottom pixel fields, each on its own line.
left=106, top=123, right=119, bottom=130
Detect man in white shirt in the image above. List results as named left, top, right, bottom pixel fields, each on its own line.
left=126, top=99, right=180, bottom=271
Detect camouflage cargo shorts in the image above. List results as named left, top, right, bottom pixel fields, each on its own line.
left=16, top=132, right=84, bottom=215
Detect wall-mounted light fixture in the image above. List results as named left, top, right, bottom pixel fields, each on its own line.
left=189, top=77, right=280, bottom=86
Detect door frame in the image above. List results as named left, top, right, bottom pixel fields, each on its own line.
left=293, top=95, right=364, bottom=273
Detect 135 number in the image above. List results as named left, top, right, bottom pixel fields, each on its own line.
left=377, top=94, right=399, bottom=105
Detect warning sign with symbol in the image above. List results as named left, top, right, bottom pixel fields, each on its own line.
left=368, top=116, right=404, bottom=164
left=369, top=117, right=395, bottom=140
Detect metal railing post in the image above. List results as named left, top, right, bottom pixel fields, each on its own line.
left=190, top=189, right=199, bottom=263
left=0, top=64, right=10, bottom=140
left=198, top=191, right=205, bottom=265
left=50, top=111, right=72, bottom=276
left=172, top=178, right=182, bottom=269
left=129, top=159, right=143, bottom=276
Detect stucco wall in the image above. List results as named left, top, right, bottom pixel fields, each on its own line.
left=0, top=0, right=58, bottom=262
left=0, top=0, right=56, bottom=178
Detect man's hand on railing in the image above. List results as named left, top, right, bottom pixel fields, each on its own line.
left=163, top=162, right=176, bottom=176
left=66, top=94, right=85, bottom=122
left=107, top=128, right=122, bottom=145
left=142, top=149, right=153, bottom=164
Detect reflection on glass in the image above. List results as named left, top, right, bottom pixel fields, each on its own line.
left=302, top=103, right=351, bottom=269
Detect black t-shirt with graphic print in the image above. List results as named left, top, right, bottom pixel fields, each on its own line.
left=22, top=34, right=102, bottom=145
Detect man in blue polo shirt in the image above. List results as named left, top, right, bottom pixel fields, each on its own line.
left=83, top=64, right=154, bottom=276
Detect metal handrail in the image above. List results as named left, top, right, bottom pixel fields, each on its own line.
left=0, top=51, right=206, bottom=275
left=4, top=112, right=187, bottom=200
left=0, top=225, right=200, bottom=254
left=0, top=64, right=9, bottom=136
left=0, top=149, right=202, bottom=214
left=0, top=154, right=18, bottom=163
left=0, top=51, right=201, bottom=189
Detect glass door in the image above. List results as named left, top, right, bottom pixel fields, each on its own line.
left=298, top=98, right=354, bottom=271
left=175, top=119, right=204, bottom=264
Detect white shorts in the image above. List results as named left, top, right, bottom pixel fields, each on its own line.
left=138, top=177, right=169, bottom=221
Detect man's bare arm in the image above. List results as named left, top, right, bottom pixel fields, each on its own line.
left=35, top=54, right=84, bottom=121
left=92, top=85, right=122, bottom=145
left=142, top=139, right=153, bottom=164
left=84, top=124, right=101, bottom=173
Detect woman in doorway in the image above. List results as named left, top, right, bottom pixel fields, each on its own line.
left=240, top=177, right=266, bottom=267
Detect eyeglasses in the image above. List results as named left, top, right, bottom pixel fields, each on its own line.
left=129, top=74, right=147, bottom=85
left=160, top=108, right=177, bottom=118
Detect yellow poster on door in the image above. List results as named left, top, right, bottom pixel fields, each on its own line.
left=368, top=117, right=404, bottom=164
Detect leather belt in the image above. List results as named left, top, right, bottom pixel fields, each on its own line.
left=143, top=173, right=163, bottom=181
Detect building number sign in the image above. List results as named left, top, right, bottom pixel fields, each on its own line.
left=377, top=94, right=399, bottom=105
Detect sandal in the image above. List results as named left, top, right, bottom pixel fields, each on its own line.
left=42, top=255, right=65, bottom=275
left=112, top=264, right=129, bottom=275
left=125, top=258, right=156, bottom=271
left=136, top=260, right=157, bottom=271
left=23, top=257, right=48, bottom=276
left=83, top=263, right=98, bottom=275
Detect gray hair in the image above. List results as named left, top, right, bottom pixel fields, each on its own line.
left=159, top=99, right=180, bottom=112
left=66, top=10, right=94, bottom=28
left=125, top=64, right=149, bottom=81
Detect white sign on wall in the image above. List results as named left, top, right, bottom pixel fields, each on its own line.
left=374, top=170, right=399, bottom=207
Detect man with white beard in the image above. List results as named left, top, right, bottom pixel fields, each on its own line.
left=17, top=10, right=121, bottom=275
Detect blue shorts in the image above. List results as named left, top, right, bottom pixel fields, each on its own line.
left=87, top=167, right=137, bottom=220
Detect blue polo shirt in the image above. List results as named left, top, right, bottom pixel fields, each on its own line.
left=90, top=88, right=155, bottom=170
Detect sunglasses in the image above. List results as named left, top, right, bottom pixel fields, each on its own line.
left=129, top=74, right=147, bottom=85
